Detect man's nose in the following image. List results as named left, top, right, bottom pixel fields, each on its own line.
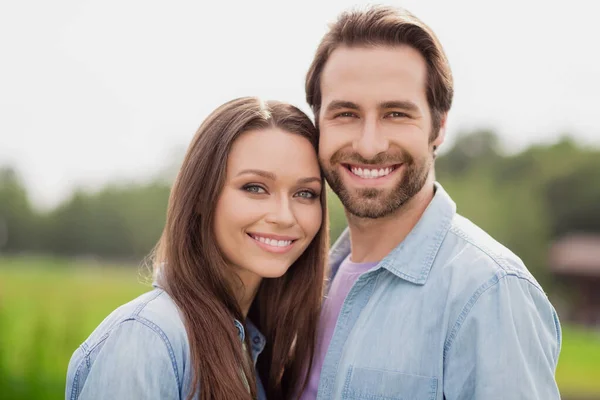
left=353, top=119, right=389, bottom=160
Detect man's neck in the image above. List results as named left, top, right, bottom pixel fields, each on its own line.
left=346, top=177, right=436, bottom=263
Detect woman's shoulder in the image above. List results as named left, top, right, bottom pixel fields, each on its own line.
left=66, top=289, right=190, bottom=399
left=85, top=288, right=188, bottom=349
left=134, top=288, right=188, bottom=339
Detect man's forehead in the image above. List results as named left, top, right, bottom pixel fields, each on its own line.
left=320, top=46, right=428, bottom=107
left=324, top=45, right=425, bottom=75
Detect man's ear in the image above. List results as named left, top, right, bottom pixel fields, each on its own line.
left=433, top=113, right=448, bottom=149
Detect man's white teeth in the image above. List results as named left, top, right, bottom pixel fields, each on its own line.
left=252, top=235, right=292, bottom=247
left=351, top=166, right=393, bottom=179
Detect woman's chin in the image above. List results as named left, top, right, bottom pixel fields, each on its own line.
left=254, top=263, right=293, bottom=280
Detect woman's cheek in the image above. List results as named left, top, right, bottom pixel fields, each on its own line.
left=299, top=204, right=323, bottom=240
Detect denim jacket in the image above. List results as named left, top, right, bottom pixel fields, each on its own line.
left=65, top=288, right=267, bottom=400
left=315, top=183, right=561, bottom=400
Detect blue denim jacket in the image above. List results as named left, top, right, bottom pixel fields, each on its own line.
left=315, top=183, right=561, bottom=400
left=66, top=288, right=267, bottom=400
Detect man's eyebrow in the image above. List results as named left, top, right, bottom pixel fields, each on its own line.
left=379, top=101, right=420, bottom=113
left=236, top=169, right=276, bottom=180
left=324, top=100, right=361, bottom=113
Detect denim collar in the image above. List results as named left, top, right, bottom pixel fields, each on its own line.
left=235, top=318, right=266, bottom=365
left=329, top=182, right=456, bottom=285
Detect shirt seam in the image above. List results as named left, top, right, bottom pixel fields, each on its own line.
left=552, top=311, right=562, bottom=363
left=72, top=290, right=182, bottom=397
left=134, top=315, right=182, bottom=393
left=447, top=225, right=561, bottom=348
left=443, top=272, right=558, bottom=359
left=443, top=272, right=504, bottom=359
left=131, top=289, right=181, bottom=393
left=68, top=348, right=85, bottom=400
left=132, top=288, right=165, bottom=316
left=79, top=289, right=166, bottom=357
left=447, top=226, right=541, bottom=288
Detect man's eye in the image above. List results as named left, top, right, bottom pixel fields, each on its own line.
left=295, top=190, right=317, bottom=199
left=335, top=112, right=357, bottom=118
left=387, top=111, right=408, bottom=118
left=243, top=184, right=267, bottom=194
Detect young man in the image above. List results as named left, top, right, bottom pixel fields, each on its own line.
left=301, top=6, right=561, bottom=400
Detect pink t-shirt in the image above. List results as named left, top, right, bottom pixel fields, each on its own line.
left=300, top=256, right=378, bottom=400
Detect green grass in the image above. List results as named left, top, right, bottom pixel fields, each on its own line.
left=557, top=325, right=600, bottom=397
left=0, top=256, right=149, bottom=400
left=0, top=256, right=599, bottom=399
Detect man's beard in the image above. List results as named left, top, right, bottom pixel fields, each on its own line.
left=322, top=149, right=432, bottom=219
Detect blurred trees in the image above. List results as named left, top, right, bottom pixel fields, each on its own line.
left=0, top=167, right=35, bottom=252
left=545, top=158, right=600, bottom=236
left=0, top=131, right=599, bottom=285
left=0, top=175, right=169, bottom=260
left=45, top=184, right=170, bottom=258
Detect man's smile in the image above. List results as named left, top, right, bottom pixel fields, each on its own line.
left=339, top=163, right=404, bottom=187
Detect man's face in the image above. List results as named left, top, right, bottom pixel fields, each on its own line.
left=318, top=45, right=445, bottom=219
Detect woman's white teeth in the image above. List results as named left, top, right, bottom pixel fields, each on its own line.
left=351, top=167, right=393, bottom=179
left=252, top=235, right=292, bottom=247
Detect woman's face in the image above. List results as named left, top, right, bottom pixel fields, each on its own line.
left=214, top=127, right=323, bottom=290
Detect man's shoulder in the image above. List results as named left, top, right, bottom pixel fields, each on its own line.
left=432, top=214, right=558, bottom=344
left=439, top=213, right=542, bottom=290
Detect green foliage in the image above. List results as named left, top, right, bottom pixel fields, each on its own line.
left=0, top=178, right=170, bottom=259
left=0, top=167, right=35, bottom=251
left=545, top=159, right=600, bottom=236
left=437, top=129, right=502, bottom=176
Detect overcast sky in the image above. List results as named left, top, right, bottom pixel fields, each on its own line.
left=1, top=0, right=599, bottom=209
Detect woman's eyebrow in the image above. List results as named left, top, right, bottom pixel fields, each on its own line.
left=236, top=169, right=276, bottom=180
left=237, top=170, right=321, bottom=185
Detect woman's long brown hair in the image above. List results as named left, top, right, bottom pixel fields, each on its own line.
left=153, top=97, right=328, bottom=400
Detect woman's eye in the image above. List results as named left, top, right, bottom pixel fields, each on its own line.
left=243, top=184, right=267, bottom=194
left=295, top=190, right=317, bottom=199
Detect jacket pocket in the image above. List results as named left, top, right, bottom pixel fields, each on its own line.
left=342, top=366, right=437, bottom=400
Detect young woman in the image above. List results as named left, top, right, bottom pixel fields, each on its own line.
left=66, top=97, right=328, bottom=400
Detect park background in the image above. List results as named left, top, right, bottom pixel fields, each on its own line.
left=1, top=0, right=599, bottom=399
